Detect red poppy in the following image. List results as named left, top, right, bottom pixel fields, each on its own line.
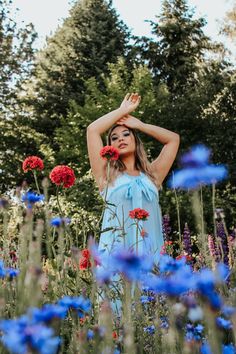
left=22, top=156, right=44, bottom=172
left=112, top=331, right=118, bottom=340
left=100, top=146, right=119, bottom=161
left=129, top=208, right=149, bottom=221
left=49, top=165, right=76, bottom=188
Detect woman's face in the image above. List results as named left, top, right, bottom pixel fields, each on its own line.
left=109, top=126, right=136, bottom=156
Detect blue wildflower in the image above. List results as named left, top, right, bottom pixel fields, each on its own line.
left=159, top=254, right=188, bottom=273
left=200, top=342, right=212, bottom=354
left=0, top=319, right=60, bottom=354
left=185, top=323, right=204, bottom=341
left=140, top=295, right=155, bottom=304
left=168, top=144, right=228, bottom=190
left=181, top=144, right=210, bottom=167
left=50, top=217, right=71, bottom=227
left=22, top=192, right=44, bottom=208
left=216, top=317, right=232, bottom=330
left=57, top=296, right=91, bottom=318
left=87, top=329, right=94, bottom=340
left=222, top=344, right=236, bottom=354
left=30, top=304, right=67, bottom=323
left=6, top=268, right=20, bottom=279
left=144, top=325, right=155, bottom=334
left=222, top=306, right=236, bottom=317
left=0, top=260, right=6, bottom=278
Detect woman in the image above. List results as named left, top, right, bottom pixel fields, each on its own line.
left=87, top=93, right=180, bottom=263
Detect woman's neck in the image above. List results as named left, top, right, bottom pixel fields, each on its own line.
left=121, top=156, right=138, bottom=174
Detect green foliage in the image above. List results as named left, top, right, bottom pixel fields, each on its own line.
left=23, top=0, right=130, bottom=137
left=137, top=0, right=214, bottom=93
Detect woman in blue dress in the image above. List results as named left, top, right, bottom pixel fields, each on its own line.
left=87, top=92, right=180, bottom=263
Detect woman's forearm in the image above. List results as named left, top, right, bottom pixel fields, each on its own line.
left=87, top=107, right=127, bottom=135
left=138, top=122, right=180, bottom=145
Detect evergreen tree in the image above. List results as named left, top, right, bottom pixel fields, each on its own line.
left=137, top=0, right=212, bottom=94
left=24, top=0, right=130, bottom=137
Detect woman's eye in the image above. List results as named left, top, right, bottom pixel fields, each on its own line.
left=111, top=136, right=118, bottom=141
left=123, top=132, right=130, bottom=137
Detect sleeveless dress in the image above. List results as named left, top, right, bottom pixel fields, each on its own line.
left=99, top=172, right=164, bottom=263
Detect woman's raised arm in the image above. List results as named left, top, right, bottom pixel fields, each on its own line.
left=86, top=93, right=141, bottom=189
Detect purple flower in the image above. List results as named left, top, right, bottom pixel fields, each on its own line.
left=183, top=223, right=192, bottom=256
left=162, top=214, right=172, bottom=242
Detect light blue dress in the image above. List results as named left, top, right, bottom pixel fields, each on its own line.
left=99, top=172, right=164, bottom=263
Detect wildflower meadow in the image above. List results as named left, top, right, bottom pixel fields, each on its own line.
left=0, top=145, right=236, bottom=354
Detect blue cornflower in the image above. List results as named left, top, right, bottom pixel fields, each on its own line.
left=140, top=295, right=155, bottom=304
left=216, top=317, right=232, bottom=330
left=0, top=319, right=60, bottom=354
left=6, top=268, right=20, bottom=279
left=57, top=296, right=91, bottom=318
left=222, top=344, right=236, bottom=354
left=185, top=323, right=204, bottom=341
left=168, top=144, right=228, bottom=190
left=159, top=254, right=188, bottom=273
left=30, top=304, right=67, bottom=323
left=0, top=260, right=6, bottom=278
left=87, top=329, right=94, bottom=340
left=181, top=145, right=210, bottom=167
left=222, top=306, right=236, bottom=317
left=144, top=325, right=155, bottom=334
left=169, top=165, right=227, bottom=190
left=50, top=217, right=71, bottom=227
left=200, top=342, right=212, bottom=354
left=22, top=192, right=44, bottom=208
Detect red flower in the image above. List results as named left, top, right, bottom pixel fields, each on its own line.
left=81, top=249, right=90, bottom=259
left=22, top=156, right=44, bottom=172
left=129, top=208, right=149, bottom=221
left=79, top=258, right=92, bottom=270
left=112, top=331, right=118, bottom=340
left=100, top=146, right=119, bottom=161
left=49, top=165, right=76, bottom=188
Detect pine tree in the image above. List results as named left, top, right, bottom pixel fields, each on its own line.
left=24, top=0, right=130, bottom=137
left=138, top=0, right=212, bottom=94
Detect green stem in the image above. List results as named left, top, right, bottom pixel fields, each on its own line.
left=33, top=171, right=40, bottom=194
left=56, top=186, right=63, bottom=216
left=136, top=221, right=139, bottom=255
left=173, top=187, right=181, bottom=248
left=212, top=183, right=216, bottom=238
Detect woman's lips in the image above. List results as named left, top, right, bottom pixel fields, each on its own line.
left=118, top=143, right=127, bottom=149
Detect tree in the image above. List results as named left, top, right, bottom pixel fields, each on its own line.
left=0, top=0, right=44, bottom=192
left=0, top=0, right=36, bottom=112
left=137, top=0, right=213, bottom=94
left=24, top=0, right=130, bottom=137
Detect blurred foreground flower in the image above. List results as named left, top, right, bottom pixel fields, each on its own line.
left=22, top=156, right=44, bottom=172
left=100, top=145, right=119, bottom=161
left=50, top=217, right=71, bottom=227
left=169, top=145, right=228, bottom=189
left=49, top=165, right=76, bottom=188
left=22, top=191, right=44, bottom=208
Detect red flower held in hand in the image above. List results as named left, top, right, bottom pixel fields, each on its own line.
left=100, top=146, right=119, bottom=161
left=129, top=208, right=149, bottom=221
left=22, top=156, right=44, bottom=172
left=49, top=165, right=76, bottom=188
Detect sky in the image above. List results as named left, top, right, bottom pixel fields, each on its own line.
left=10, top=0, right=235, bottom=54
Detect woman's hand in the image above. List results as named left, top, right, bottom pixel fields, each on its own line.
left=116, top=114, right=144, bottom=130
left=119, top=93, right=141, bottom=114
